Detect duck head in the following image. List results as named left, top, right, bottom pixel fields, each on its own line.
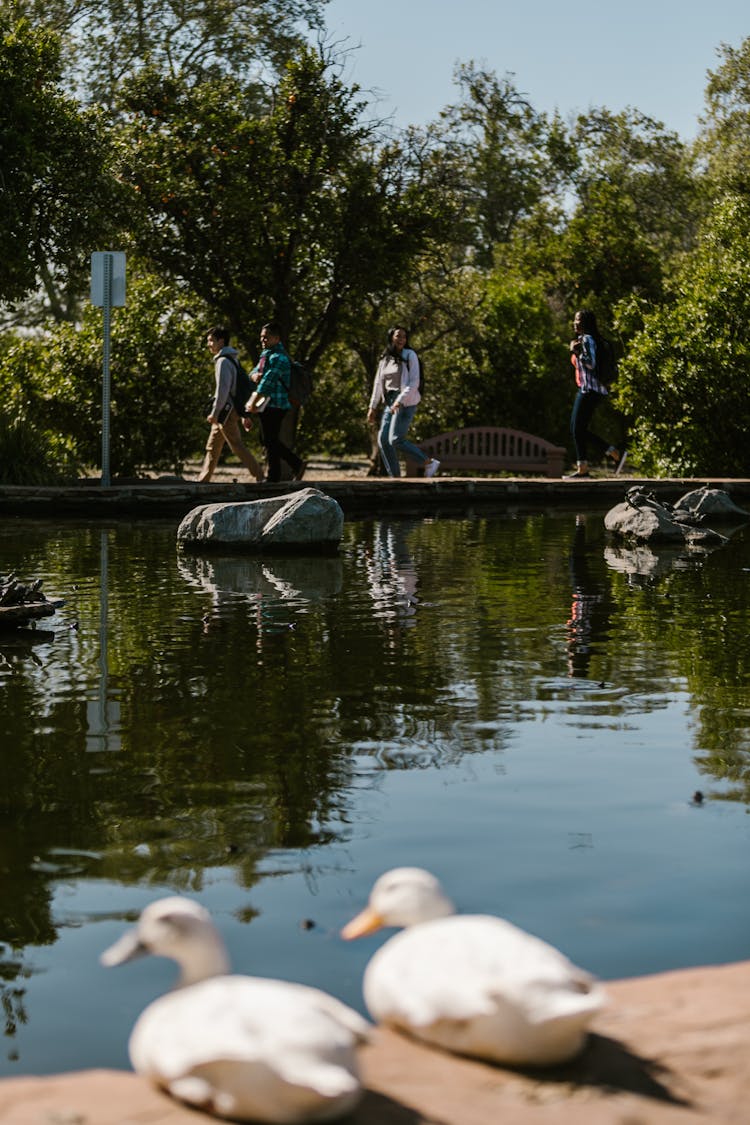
left=342, top=867, right=455, bottom=939
left=101, top=896, right=230, bottom=986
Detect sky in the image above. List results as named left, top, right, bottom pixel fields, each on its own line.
left=323, top=0, right=749, bottom=140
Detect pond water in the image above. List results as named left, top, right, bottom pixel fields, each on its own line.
left=1, top=508, right=750, bottom=1076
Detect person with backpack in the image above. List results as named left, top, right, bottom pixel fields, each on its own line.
left=197, top=326, right=263, bottom=483
left=367, top=325, right=440, bottom=479
left=244, top=321, right=306, bottom=483
left=565, top=309, right=626, bottom=479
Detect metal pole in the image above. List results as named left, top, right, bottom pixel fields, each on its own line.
left=101, top=253, right=112, bottom=487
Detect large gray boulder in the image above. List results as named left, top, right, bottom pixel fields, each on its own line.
left=605, top=486, right=738, bottom=546
left=604, top=492, right=686, bottom=542
left=177, top=487, right=344, bottom=552
left=672, top=486, right=750, bottom=522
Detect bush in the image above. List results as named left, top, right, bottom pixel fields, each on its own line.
left=0, top=270, right=212, bottom=477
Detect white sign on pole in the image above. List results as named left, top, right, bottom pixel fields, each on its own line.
left=91, top=252, right=126, bottom=487
left=91, top=251, right=126, bottom=306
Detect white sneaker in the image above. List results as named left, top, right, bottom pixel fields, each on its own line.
left=424, top=458, right=440, bottom=478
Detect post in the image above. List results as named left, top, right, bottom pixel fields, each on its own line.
left=101, top=255, right=112, bottom=487
left=90, top=252, right=126, bottom=487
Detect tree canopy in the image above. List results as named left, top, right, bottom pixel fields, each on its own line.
left=1, top=3, right=750, bottom=480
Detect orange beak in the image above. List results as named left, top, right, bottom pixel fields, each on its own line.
left=341, top=906, right=384, bottom=940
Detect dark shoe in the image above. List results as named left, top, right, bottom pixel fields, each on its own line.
left=293, top=460, right=307, bottom=481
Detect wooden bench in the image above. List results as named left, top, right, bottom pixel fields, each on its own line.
left=405, top=426, right=566, bottom=478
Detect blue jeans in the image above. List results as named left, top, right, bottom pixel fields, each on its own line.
left=378, top=404, right=429, bottom=477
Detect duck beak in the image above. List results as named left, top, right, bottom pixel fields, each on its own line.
left=341, top=906, right=384, bottom=940
left=100, top=928, right=148, bottom=968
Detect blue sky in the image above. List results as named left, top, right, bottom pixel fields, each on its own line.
left=323, top=0, right=748, bottom=140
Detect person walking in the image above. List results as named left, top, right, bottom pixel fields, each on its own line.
left=198, top=326, right=263, bottom=483
left=244, top=321, right=306, bottom=483
left=367, top=325, right=439, bottom=479
left=565, top=310, right=626, bottom=479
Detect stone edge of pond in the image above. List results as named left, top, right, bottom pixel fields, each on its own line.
left=2, top=477, right=750, bottom=519
left=1, top=959, right=748, bottom=1123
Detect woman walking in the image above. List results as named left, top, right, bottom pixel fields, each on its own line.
left=367, top=326, right=439, bottom=478
left=566, top=309, right=626, bottom=479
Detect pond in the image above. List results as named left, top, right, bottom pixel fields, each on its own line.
left=1, top=508, right=749, bottom=1076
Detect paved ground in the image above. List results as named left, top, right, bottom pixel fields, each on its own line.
left=2, top=960, right=749, bottom=1123
left=166, top=455, right=637, bottom=485
left=178, top=456, right=374, bottom=483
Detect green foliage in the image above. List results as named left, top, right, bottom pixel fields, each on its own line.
left=0, top=355, right=81, bottom=483
left=0, top=271, right=212, bottom=477
left=429, top=63, right=568, bottom=267
left=697, top=38, right=750, bottom=196
left=553, top=181, right=665, bottom=314
left=0, top=13, right=123, bottom=308
left=113, top=48, right=450, bottom=368
left=17, top=0, right=326, bottom=105
left=570, top=108, right=699, bottom=258
left=3, top=3, right=750, bottom=477
left=615, top=194, right=750, bottom=475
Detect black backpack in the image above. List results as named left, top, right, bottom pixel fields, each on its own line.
left=285, top=360, right=314, bottom=408
left=594, top=336, right=617, bottom=388
left=224, top=354, right=253, bottom=416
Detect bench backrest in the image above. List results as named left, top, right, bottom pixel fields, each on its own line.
left=417, top=427, right=565, bottom=477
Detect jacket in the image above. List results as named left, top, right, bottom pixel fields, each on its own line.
left=368, top=347, right=421, bottom=411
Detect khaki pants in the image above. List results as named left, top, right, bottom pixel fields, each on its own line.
left=197, top=408, right=263, bottom=482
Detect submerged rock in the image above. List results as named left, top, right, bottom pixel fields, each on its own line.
left=177, top=487, right=344, bottom=553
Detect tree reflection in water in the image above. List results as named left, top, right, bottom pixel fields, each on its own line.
left=0, top=514, right=749, bottom=1071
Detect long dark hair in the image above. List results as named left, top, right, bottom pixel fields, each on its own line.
left=383, top=324, right=409, bottom=360
left=576, top=309, right=598, bottom=336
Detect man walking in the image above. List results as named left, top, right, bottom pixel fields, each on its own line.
left=198, top=326, right=263, bottom=483
left=245, top=321, right=306, bottom=483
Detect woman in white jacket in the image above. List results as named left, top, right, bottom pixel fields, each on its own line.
left=367, top=326, right=440, bottom=478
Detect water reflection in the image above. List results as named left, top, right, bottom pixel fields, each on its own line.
left=566, top=515, right=613, bottom=679
left=1, top=515, right=750, bottom=1072
left=177, top=551, right=343, bottom=644
left=364, top=521, right=420, bottom=629
left=0, top=628, right=55, bottom=670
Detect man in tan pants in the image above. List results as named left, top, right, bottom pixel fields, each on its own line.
left=198, top=326, right=263, bottom=482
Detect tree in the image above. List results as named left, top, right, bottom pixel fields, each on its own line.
left=0, top=14, right=122, bottom=311
left=696, top=36, right=750, bottom=196
left=113, top=48, right=451, bottom=366
left=569, top=108, right=699, bottom=259
left=429, top=62, right=569, bottom=267
left=0, top=268, right=212, bottom=478
left=614, top=194, right=750, bottom=476
left=17, top=0, right=327, bottom=106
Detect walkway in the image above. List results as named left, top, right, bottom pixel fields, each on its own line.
left=2, top=959, right=749, bottom=1122
left=2, top=460, right=749, bottom=518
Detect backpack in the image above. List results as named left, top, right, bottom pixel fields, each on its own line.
left=224, top=354, right=253, bottom=416
left=285, top=360, right=314, bottom=408
left=593, top=335, right=617, bottom=388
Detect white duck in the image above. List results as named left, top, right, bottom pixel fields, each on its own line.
left=341, top=867, right=604, bottom=1067
left=101, top=896, right=370, bottom=1123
